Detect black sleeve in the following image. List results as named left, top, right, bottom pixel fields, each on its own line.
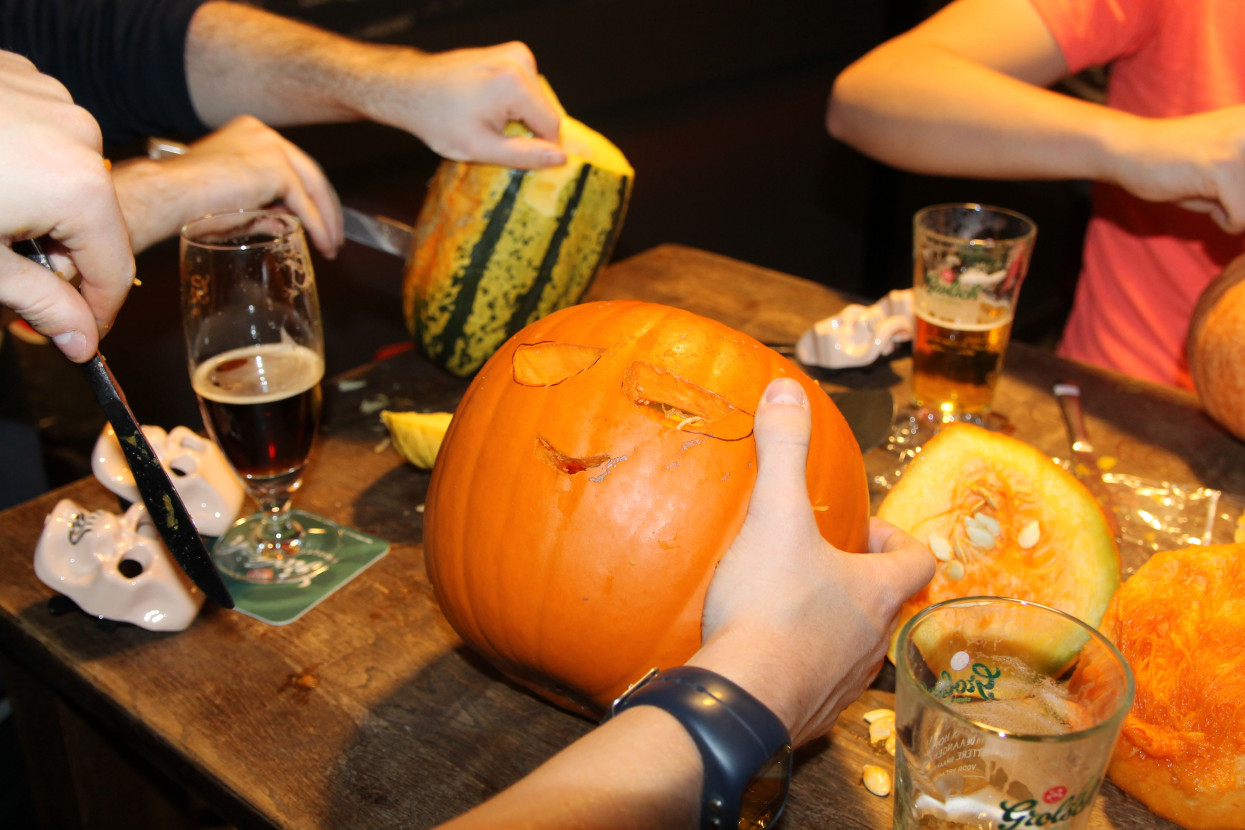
left=0, top=0, right=211, bottom=147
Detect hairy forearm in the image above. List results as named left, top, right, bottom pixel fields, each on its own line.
left=184, top=0, right=404, bottom=128
left=111, top=157, right=209, bottom=254
left=827, top=40, right=1129, bottom=183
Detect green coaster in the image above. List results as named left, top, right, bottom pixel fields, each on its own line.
left=218, top=510, right=390, bottom=625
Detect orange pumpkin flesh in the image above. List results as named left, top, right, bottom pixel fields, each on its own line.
left=1100, top=543, right=1245, bottom=830
left=877, top=424, right=1120, bottom=663
left=424, top=300, right=870, bottom=717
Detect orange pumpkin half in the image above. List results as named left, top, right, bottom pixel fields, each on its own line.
left=424, top=300, right=870, bottom=717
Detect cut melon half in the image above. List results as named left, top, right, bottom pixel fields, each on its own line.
left=878, top=423, right=1120, bottom=662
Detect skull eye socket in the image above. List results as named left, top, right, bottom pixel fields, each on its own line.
left=513, top=341, right=604, bottom=386
left=118, top=559, right=145, bottom=578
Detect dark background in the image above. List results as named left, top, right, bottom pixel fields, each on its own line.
left=6, top=0, right=1091, bottom=498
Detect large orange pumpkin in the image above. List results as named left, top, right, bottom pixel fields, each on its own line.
left=424, top=300, right=870, bottom=717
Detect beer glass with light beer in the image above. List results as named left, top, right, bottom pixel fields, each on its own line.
left=180, top=209, right=335, bottom=584
left=911, top=204, right=1036, bottom=423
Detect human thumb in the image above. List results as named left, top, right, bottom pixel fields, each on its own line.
left=746, top=377, right=814, bottom=522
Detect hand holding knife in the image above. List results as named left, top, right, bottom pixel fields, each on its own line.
left=14, top=236, right=234, bottom=609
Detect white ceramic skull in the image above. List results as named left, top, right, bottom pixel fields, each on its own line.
left=795, top=288, right=915, bottom=369
left=34, top=499, right=205, bottom=631
left=92, top=424, right=244, bottom=537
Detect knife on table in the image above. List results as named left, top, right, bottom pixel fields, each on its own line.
left=15, top=238, right=235, bottom=608
left=1053, top=381, right=1123, bottom=539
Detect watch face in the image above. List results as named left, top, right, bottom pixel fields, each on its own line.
left=739, top=744, right=792, bottom=828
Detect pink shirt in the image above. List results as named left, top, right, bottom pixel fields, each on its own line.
left=1029, top=0, right=1245, bottom=389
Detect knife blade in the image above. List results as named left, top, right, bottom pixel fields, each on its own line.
left=342, top=207, right=412, bottom=258
left=1053, top=381, right=1123, bottom=539
left=829, top=387, right=895, bottom=454
left=766, top=342, right=896, bottom=453
left=15, top=238, right=234, bottom=608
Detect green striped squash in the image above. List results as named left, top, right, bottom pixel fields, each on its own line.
left=403, top=117, right=633, bottom=377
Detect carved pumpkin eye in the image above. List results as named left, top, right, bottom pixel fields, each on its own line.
left=622, top=361, right=753, bottom=440
left=512, top=341, right=604, bottom=386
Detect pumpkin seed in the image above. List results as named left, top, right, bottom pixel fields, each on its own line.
left=1017, top=520, right=1041, bottom=549
left=927, top=533, right=954, bottom=562
left=862, top=764, right=892, bottom=797
left=945, top=560, right=965, bottom=580
left=863, top=708, right=895, bottom=724
left=885, top=734, right=896, bottom=756
left=868, top=714, right=895, bottom=745
left=973, top=511, right=1002, bottom=538
left=965, top=522, right=997, bottom=549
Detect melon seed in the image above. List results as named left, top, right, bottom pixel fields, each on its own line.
left=964, top=519, right=997, bottom=550
left=973, top=511, right=1002, bottom=538
left=1017, top=520, right=1041, bottom=549
left=927, top=534, right=954, bottom=562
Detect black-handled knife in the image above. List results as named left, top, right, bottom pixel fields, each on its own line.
left=15, top=238, right=234, bottom=608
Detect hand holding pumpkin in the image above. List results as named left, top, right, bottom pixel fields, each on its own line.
left=691, top=378, right=936, bottom=747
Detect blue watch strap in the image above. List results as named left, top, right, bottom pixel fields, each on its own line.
left=608, top=666, right=792, bottom=829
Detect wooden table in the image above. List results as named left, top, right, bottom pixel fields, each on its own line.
left=2, top=244, right=1241, bottom=830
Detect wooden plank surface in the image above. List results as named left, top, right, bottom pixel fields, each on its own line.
left=1, top=243, right=1234, bottom=829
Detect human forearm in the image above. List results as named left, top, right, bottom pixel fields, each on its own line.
left=184, top=1, right=564, bottom=168
left=440, top=706, right=701, bottom=830
left=185, top=1, right=386, bottom=128
left=828, top=39, right=1126, bottom=183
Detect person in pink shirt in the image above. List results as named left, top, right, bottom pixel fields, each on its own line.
left=826, top=0, right=1245, bottom=390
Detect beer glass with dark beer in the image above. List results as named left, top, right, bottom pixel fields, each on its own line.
left=911, top=204, right=1036, bottom=423
left=180, top=209, right=334, bottom=584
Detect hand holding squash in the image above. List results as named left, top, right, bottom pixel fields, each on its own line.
left=691, top=378, right=936, bottom=746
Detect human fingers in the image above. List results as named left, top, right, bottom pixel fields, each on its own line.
left=185, top=117, right=344, bottom=257
left=1178, top=196, right=1245, bottom=235
left=865, top=516, right=937, bottom=609
left=746, top=377, right=814, bottom=520
left=273, top=135, right=344, bottom=257
left=700, top=378, right=817, bottom=633
left=43, top=157, right=137, bottom=345
left=0, top=88, right=134, bottom=356
left=0, top=249, right=102, bottom=361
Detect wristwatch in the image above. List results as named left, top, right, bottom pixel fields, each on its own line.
left=608, top=666, right=793, bottom=829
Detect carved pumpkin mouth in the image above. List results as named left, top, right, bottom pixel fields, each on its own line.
left=514, top=340, right=754, bottom=476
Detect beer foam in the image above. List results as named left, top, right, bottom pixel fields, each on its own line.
left=914, top=306, right=1013, bottom=332
left=192, top=343, right=324, bottom=405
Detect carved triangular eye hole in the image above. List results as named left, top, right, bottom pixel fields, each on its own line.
left=513, top=341, right=605, bottom=386
left=623, top=361, right=754, bottom=441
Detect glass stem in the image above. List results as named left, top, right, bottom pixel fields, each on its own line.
left=250, top=482, right=303, bottom=557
